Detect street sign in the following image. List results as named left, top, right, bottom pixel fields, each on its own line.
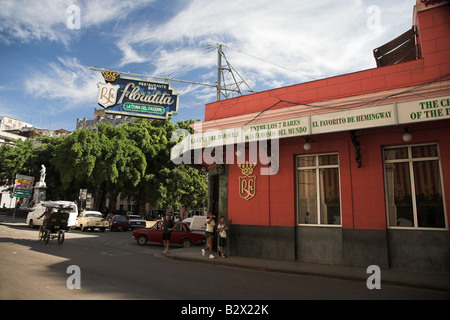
left=13, top=174, right=34, bottom=199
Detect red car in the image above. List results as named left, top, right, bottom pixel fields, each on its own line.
left=133, top=222, right=205, bottom=248
left=109, top=215, right=129, bottom=231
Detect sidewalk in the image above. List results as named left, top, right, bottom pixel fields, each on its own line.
left=0, top=214, right=27, bottom=226
left=2, top=215, right=448, bottom=292
left=159, top=246, right=450, bottom=293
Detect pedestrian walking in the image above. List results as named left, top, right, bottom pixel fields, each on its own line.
left=162, top=214, right=176, bottom=254
left=217, top=216, right=228, bottom=258
left=202, top=213, right=215, bottom=259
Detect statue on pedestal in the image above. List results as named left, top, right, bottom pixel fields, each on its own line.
left=33, top=164, right=47, bottom=204
left=36, top=164, right=46, bottom=188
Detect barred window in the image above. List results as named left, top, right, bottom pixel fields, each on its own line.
left=383, top=144, right=446, bottom=229
left=297, top=154, right=341, bottom=226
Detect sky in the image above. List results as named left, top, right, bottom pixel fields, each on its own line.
left=0, top=0, right=416, bottom=131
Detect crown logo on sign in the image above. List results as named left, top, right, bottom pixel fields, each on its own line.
left=101, top=69, right=120, bottom=82
left=238, top=161, right=257, bottom=177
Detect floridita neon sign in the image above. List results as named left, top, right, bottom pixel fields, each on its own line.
left=97, top=70, right=179, bottom=120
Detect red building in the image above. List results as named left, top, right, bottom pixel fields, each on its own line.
left=172, top=0, right=450, bottom=272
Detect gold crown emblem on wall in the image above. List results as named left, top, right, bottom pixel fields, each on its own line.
left=238, top=161, right=257, bottom=176
left=101, top=69, right=120, bottom=82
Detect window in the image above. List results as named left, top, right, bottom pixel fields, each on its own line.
left=297, top=154, right=341, bottom=225
left=383, top=144, right=446, bottom=229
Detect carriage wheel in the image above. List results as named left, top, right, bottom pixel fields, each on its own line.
left=57, top=231, right=65, bottom=244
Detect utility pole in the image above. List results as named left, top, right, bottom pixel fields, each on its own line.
left=215, top=43, right=255, bottom=101
left=216, top=44, right=223, bottom=101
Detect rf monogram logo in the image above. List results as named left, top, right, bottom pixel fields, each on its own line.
left=238, top=161, right=257, bottom=201
left=97, top=82, right=120, bottom=108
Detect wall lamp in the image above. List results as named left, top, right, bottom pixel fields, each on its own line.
left=402, top=127, right=412, bottom=142
left=303, top=137, right=312, bottom=151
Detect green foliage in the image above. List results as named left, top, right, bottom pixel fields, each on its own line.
left=0, top=140, right=39, bottom=184
left=1, top=119, right=207, bottom=212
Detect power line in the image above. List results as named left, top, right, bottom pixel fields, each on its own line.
left=226, top=46, right=320, bottom=81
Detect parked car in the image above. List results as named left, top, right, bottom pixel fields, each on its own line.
left=27, top=201, right=78, bottom=229
left=127, top=215, right=146, bottom=229
left=109, top=215, right=129, bottom=231
left=133, top=222, right=205, bottom=248
left=77, top=210, right=108, bottom=232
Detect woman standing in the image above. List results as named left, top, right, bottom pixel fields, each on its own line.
left=217, top=216, right=228, bottom=258
left=201, top=213, right=215, bottom=259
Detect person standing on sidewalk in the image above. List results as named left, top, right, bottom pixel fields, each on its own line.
left=162, top=214, right=176, bottom=254
left=202, top=213, right=215, bottom=259
left=217, top=216, right=228, bottom=258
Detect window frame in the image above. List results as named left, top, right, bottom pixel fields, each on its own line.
left=383, top=143, right=448, bottom=230
left=296, top=153, right=342, bottom=227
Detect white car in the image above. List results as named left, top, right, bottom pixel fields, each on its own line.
left=77, top=210, right=108, bottom=232
left=127, top=215, right=147, bottom=230
left=27, top=201, right=78, bottom=228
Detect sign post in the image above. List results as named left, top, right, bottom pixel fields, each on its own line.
left=12, top=174, right=34, bottom=222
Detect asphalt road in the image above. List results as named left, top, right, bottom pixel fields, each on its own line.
left=0, top=223, right=447, bottom=303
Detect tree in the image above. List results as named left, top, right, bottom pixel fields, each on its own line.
left=51, top=126, right=146, bottom=210
left=0, top=140, right=39, bottom=185
left=1, top=118, right=207, bottom=214
left=123, top=119, right=207, bottom=216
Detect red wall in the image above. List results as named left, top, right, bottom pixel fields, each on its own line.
left=221, top=4, right=450, bottom=231
left=228, top=120, right=450, bottom=230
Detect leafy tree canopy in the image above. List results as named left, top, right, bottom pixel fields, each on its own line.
left=1, top=119, right=206, bottom=213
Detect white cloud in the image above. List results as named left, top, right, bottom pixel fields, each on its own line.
left=0, top=0, right=156, bottom=45
left=117, top=41, right=148, bottom=67
left=82, top=0, right=156, bottom=27
left=2, top=0, right=417, bottom=130
left=117, top=0, right=415, bottom=88
left=24, top=57, right=102, bottom=111
left=0, top=0, right=72, bottom=44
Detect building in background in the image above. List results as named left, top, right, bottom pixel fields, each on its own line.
left=76, top=108, right=135, bottom=131
left=0, top=116, right=72, bottom=146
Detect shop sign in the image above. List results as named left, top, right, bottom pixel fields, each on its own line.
left=243, top=117, right=309, bottom=141
left=238, top=161, right=257, bottom=201
left=188, top=116, right=309, bottom=149
left=397, top=95, right=450, bottom=124
left=97, top=70, right=179, bottom=120
left=311, top=104, right=396, bottom=134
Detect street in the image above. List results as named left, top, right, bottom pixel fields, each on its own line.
left=0, top=223, right=447, bottom=303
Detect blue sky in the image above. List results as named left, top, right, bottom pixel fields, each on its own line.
left=0, top=0, right=416, bottom=131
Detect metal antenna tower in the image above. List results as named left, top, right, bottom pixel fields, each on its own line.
left=216, top=44, right=255, bottom=101
left=91, top=43, right=255, bottom=103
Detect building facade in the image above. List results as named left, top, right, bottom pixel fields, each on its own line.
left=172, top=1, right=450, bottom=272
left=76, top=108, right=135, bottom=131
